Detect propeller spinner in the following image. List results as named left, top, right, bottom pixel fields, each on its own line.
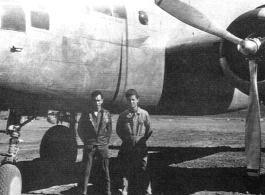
left=156, top=0, right=265, bottom=176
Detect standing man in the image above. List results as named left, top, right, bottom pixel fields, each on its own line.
left=116, top=89, right=152, bottom=195
left=78, top=91, right=112, bottom=195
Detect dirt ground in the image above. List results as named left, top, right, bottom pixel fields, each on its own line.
left=1, top=110, right=265, bottom=195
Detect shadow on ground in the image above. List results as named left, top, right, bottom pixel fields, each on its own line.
left=17, top=146, right=265, bottom=195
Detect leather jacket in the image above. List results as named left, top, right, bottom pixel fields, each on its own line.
left=78, top=108, right=112, bottom=145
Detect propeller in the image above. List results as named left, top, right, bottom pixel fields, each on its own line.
left=155, top=0, right=265, bottom=54
left=245, top=60, right=261, bottom=177
left=155, top=0, right=265, bottom=176
left=155, top=0, right=242, bottom=44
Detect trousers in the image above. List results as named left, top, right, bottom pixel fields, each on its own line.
left=116, top=142, right=150, bottom=195
left=81, top=145, right=111, bottom=195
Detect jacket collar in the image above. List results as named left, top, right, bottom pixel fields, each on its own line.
left=89, top=108, right=104, bottom=115
left=126, top=107, right=141, bottom=118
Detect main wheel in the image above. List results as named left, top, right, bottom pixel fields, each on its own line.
left=40, top=125, right=77, bottom=168
left=0, top=164, right=22, bottom=195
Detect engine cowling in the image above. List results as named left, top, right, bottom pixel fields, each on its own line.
left=220, top=7, right=265, bottom=101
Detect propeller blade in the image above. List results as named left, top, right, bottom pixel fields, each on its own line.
left=245, top=60, right=261, bottom=177
left=156, top=0, right=263, bottom=177
left=156, top=0, right=242, bottom=45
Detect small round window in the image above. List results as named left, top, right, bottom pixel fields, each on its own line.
left=139, top=11, right=148, bottom=25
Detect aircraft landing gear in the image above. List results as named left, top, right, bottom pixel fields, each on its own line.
left=0, top=109, right=36, bottom=195
left=0, top=110, right=78, bottom=194
left=0, top=125, right=22, bottom=195
left=39, top=112, right=78, bottom=170
left=0, top=164, right=22, bottom=195
left=39, top=125, right=78, bottom=169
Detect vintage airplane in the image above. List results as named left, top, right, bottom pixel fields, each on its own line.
left=0, top=0, right=265, bottom=194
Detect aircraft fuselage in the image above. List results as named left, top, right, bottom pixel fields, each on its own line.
left=0, top=0, right=264, bottom=115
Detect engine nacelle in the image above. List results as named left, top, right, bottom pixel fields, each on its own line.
left=220, top=7, right=265, bottom=101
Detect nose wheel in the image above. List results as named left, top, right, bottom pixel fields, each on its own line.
left=0, top=164, right=22, bottom=195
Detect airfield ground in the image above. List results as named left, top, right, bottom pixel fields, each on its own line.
left=1, top=110, right=265, bottom=195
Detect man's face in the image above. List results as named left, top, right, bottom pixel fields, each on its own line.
left=126, top=95, right=139, bottom=109
left=91, top=95, right=103, bottom=111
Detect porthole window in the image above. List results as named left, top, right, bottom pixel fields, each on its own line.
left=139, top=11, right=148, bottom=25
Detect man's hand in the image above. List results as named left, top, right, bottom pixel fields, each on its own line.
left=137, top=137, right=147, bottom=145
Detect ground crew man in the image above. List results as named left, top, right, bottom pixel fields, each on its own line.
left=78, top=91, right=112, bottom=195
left=116, top=89, right=153, bottom=195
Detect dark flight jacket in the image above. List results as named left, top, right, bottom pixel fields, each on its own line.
left=78, top=108, right=112, bottom=146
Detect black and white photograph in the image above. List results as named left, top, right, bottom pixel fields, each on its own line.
left=0, top=0, right=265, bottom=194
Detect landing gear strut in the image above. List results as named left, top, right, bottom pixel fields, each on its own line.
left=0, top=109, right=36, bottom=195
left=0, top=110, right=78, bottom=195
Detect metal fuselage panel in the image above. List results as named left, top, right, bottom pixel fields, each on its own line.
left=0, top=1, right=165, bottom=112
left=0, top=0, right=265, bottom=115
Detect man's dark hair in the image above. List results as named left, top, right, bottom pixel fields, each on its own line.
left=91, top=90, right=103, bottom=99
left=125, top=89, right=139, bottom=99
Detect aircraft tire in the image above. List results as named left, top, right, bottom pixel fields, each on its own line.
left=40, top=125, right=77, bottom=169
left=0, top=164, right=22, bottom=195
